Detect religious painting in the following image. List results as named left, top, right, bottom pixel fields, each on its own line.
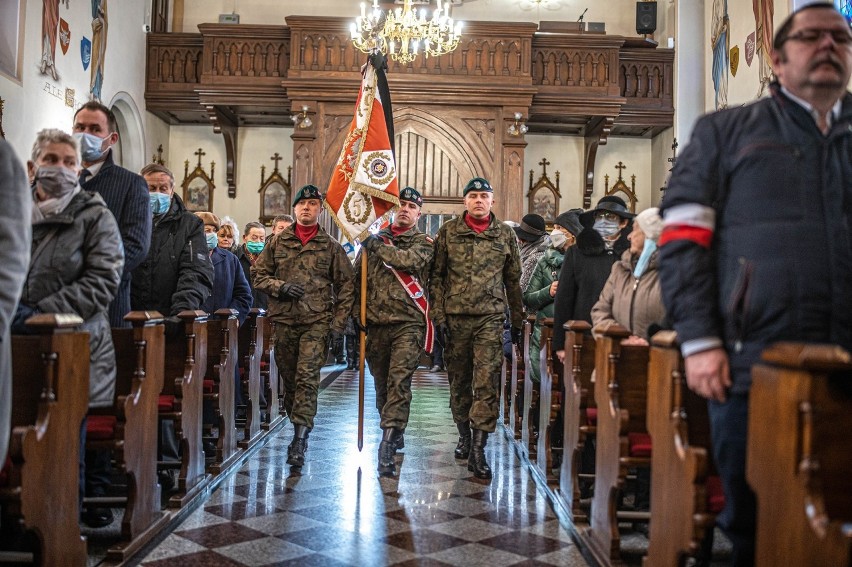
left=90, top=0, right=108, bottom=101
left=526, top=158, right=561, bottom=225
left=258, top=153, right=292, bottom=224
left=40, top=0, right=61, bottom=80
left=752, top=0, right=774, bottom=97
left=710, top=0, right=729, bottom=109
left=604, top=161, right=638, bottom=213
left=181, top=148, right=215, bottom=213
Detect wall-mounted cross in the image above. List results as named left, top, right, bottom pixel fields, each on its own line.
left=538, top=158, right=550, bottom=176
left=152, top=144, right=164, bottom=165
left=668, top=138, right=678, bottom=169
left=614, top=161, right=627, bottom=180
left=194, top=148, right=206, bottom=166
left=270, top=152, right=282, bottom=172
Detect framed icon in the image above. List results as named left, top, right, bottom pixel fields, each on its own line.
left=181, top=148, right=215, bottom=212
left=259, top=152, right=292, bottom=224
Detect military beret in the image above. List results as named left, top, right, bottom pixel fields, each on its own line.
left=462, top=177, right=493, bottom=196
left=194, top=211, right=221, bottom=230
left=292, top=184, right=323, bottom=207
left=399, top=186, right=423, bottom=207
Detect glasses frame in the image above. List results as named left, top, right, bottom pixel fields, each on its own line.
left=782, top=28, right=852, bottom=46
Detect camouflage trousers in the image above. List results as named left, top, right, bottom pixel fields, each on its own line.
left=366, top=321, right=425, bottom=430
left=274, top=321, right=330, bottom=429
left=445, top=313, right=504, bottom=432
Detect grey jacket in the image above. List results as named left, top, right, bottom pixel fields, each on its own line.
left=21, top=190, right=124, bottom=408
left=0, top=141, right=32, bottom=461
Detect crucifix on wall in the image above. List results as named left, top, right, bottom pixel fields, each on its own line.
left=604, top=160, right=638, bottom=212
left=527, top=157, right=561, bottom=224
left=182, top=147, right=216, bottom=212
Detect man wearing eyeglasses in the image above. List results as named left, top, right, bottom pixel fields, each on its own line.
left=658, top=4, right=852, bottom=566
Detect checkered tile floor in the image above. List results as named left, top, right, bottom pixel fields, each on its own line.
left=134, top=367, right=591, bottom=566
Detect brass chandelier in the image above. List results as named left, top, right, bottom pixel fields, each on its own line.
left=351, top=0, right=463, bottom=64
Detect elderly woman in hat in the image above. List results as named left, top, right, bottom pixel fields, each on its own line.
left=591, top=207, right=667, bottom=345
left=514, top=213, right=550, bottom=292
left=552, top=196, right=634, bottom=364
left=523, top=209, right=583, bottom=383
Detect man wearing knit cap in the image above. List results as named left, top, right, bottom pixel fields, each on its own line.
left=430, top=177, right=523, bottom=480
left=253, top=184, right=354, bottom=468
left=514, top=213, right=550, bottom=292
left=355, top=186, right=433, bottom=476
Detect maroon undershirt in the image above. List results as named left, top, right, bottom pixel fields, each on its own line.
left=389, top=223, right=411, bottom=237
left=464, top=213, right=491, bottom=234
left=295, top=223, right=319, bottom=245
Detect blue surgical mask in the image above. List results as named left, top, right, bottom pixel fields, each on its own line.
left=73, top=132, right=108, bottom=162
left=245, top=241, right=264, bottom=254
left=149, top=192, right=171, bottom=215
left=205, top=232, right=218, bottom=250
left=633, top=239, right=658, bottom=278
left=593, top=217, right=621, bottom=238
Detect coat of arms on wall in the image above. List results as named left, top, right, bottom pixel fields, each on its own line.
left=527, top=158, right=561, bottom=224
left=182, top=148, right=215, bottom=212
left=259, top=153, right=292, bottom=224
left=604, top=161, right=638, bottom=212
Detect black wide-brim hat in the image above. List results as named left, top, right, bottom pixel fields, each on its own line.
left=513, top=213, right=547, bottom=242
left=579, top=195, right=635, bottom=226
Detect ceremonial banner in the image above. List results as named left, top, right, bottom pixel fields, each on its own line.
left=324, top=53, right=399, bottom=242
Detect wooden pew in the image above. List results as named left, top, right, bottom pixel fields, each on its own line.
left=644, top=331, right=722, bottom=567
left=536, top=317, right=562, bottom=487
left=205, top=309, right=242, bottom=475
left=582, top=322, right=651, bottom=567
left=1, top=314, right=88, bottom=566
left=159, top=310, right=211, bottom=508
left=747, top=342, right=852, bottom=567
left=508, top=327, right=523, bottom=441
left=85, top=312, right=169, bottom=562
left=559, top=320, right=595, bottom=522
left=260, top=317, right=284, bottom=419
left=500, top=356, right=509, bottom=427
left=521, top=317, right=538, bottom=460
left=253, top=313, right=282, bottom=431
left=238, top=311, right=263, bottom=450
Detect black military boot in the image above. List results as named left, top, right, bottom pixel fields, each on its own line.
left=377, top=428, right=398, bottom=476
left=393, top=429, right=405, bottom=452
left=287, top=424, right=310, bottom=467
left=468, top=429, right=492, bottom=480
left=454, top=421, right=471, bottom=459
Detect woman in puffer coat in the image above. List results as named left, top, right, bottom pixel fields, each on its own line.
left=523, top=209, right=582, bottom=383
left=591, top=207, right=666, bottom=344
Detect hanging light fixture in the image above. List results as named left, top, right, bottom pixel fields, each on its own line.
left=506, top=112, right=528, bottom=136
left=351, top=0, right=463, bottom=64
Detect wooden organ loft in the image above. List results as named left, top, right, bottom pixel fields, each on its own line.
left=145, top=16, right=673, bottom=220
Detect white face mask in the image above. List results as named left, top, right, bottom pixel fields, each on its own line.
left=549, top=228, right=568, bottom=249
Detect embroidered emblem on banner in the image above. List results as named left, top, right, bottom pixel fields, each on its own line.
left=362, top=151, right=395, bottom=186
left=343, top=190, right=373, bottom=225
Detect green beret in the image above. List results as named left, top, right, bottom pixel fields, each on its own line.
left=462, top=177, right=493, bottom=196
left=399, top=186, right=423, bottom=207
left=292, top=184, right=323, bottom=207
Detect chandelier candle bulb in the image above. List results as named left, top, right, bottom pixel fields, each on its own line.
left=360, top=3, right=366, bottom=18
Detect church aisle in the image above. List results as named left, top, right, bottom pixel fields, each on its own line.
left=134, top=369, right=591, bottom=566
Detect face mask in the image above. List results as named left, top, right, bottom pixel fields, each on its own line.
left=549, top=228, right=567, bottom=250
left=149, top=192, right=171, bottom=215
left=593, top=217, right=621, bottom=238
left=35, top=165, right=79, bottom=199
left=246, top=241, right=264, bottom=254
left=205, top=232, right=218, bottom=250
left=73, top=132, right=108, bottom=162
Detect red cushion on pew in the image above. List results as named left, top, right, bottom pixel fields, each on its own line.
left=706, top=475, right=726, bottom=514
left=86, top=415, right=117, bottom=440
left=203, top=379, right=214, bottom=393
left=628, top=432, right=653, bottom=458
left=260, top=361, right=268, bottom=371
left=0, top=456, right=11, bottom=487
left=585, top=408, right=598, bottom=425
left=158, top=395, right=175, bottom=412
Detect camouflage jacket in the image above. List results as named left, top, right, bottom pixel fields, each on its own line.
left=354, top=225, right=434, bottom=326
left=252, top=225, right=354, bottom=331
left=429, top=213, right=524, bottom=329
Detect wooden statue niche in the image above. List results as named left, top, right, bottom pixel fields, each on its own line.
left=604, top=161, right=638, bottom=212
left=527, top=158, right=561, bottom=224
left=259, top=153, right=292, bottom=225
left=182, top=148, right=215, bottom=212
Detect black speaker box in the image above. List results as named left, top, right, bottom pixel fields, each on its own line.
left=636, top=1, right=658, bottom=35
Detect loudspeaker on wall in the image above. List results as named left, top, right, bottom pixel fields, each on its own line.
left=636, top=1, right=657, bottom=35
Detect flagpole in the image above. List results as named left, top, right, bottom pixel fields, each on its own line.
left=358, top=248, right=367, bottom=452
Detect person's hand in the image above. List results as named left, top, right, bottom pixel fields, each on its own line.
left=163, top=316, right=183, bottom=338
left=549, top=281, right=558, bottom=297
left=354, top=319, right=368, bottom=334
left=621, top=335, right=649, bottom=346
left=437, top=322, right=451, bottom=347
left=278, top=283, right=305, bottom=300
left=11, top=304, right=39, bottom=334
left=360, top=234, right=379, bottom=251
left=556, top=349, right=566, bottom=365
left=684, top=348, right=731, bottom=402
left=511, top=326, right=523, bottom=347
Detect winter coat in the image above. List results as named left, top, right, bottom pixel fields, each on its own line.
left=430, top=213, right=524, bottom=329
left=20, top=190, right=124, bottom=408
left=660, top=84, right=852, bottom=392
left=201, top=247, right=253, bottom=325
left=523, top=246, right=565, bottom=322
left=354, top=225, right=433, bottom=326
left=252, top=225, right=355, bottom=333
left=552, top=223, right=631, bottom=351
left=235, top=244, right=268, bottom=311
left=591, top=248, right=665, bottom=341
left=131, top=193, right=214, bottom=316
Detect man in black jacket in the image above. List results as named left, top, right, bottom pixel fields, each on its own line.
left=658, top=5, right=852, bottom=565
left=73, top=101, right=151, bottom=327
left=553, top=195, right=633, bottom=364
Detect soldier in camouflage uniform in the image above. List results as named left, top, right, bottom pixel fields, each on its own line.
left=430, top=177, right=524, bottom=480
left=253, top=184, right=354, bottom=467
left=355, top=187, right=434, bottom=476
